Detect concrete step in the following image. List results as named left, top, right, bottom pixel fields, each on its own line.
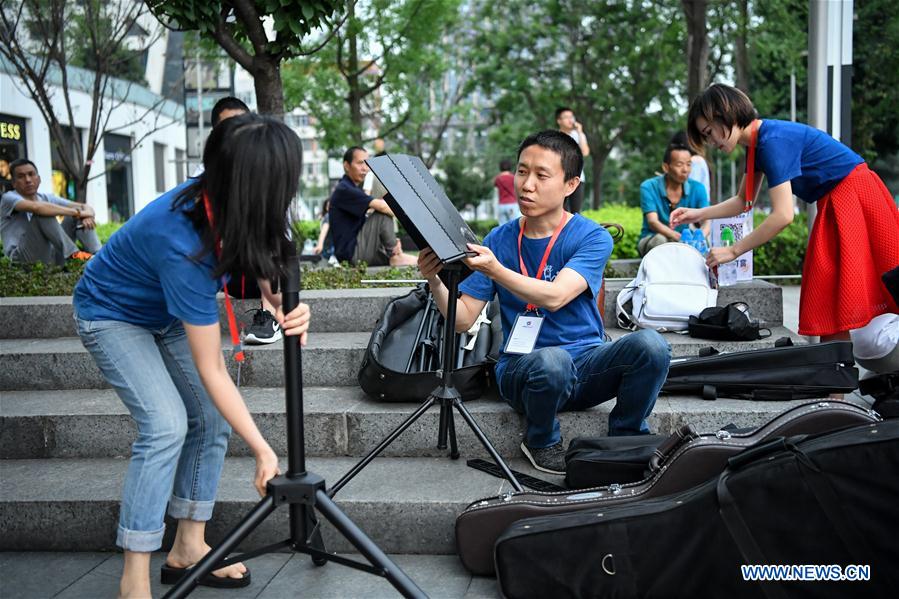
left=2, top=388, right=822, bottom=460
left=0, top=287, right=416, bottom=339
left=603, top=279, right=784, bottom=327
left=608, top=258, right=641, bottom=278
left=1, top=278, right=784, bottom=340
left=0, top=327, right=802, bottom=391
left=0, top=455, right=521, bottom=553
left=0, top=551, right=499, bottom=599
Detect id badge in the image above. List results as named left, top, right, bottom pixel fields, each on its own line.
left=504, top=312, right=544, bottom=354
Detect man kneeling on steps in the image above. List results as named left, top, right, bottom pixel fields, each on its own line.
left=418, top=130, right=671, bottom=475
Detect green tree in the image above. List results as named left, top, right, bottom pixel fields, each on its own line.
left=435, top=152, right=493, bottom=211
left=146, top=0, right=342, bottom=116
left=469, top=0, right=685, bottom=209
left=282, top=0, right=463, bottom=158
left=0, top=0, right=171, bottom=204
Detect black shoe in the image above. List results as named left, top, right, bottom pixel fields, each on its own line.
left=243, top=309, right=282, bottom=345
left=520, top=440, right=566, bottom=475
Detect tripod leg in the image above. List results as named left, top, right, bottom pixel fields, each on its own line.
left=329, top=396, right=437, bottom=497
left=437, top=400, right=450, bottom=450
left=293, top=503, right=328, bottom=566
left=163, top=495, right=278, bottom=599
left=447, top=406, right=459, bottom=459
left=453, top=398, right=525, bottom=492
left=315, top=490, right=427, bottom=599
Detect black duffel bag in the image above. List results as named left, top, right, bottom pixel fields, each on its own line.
left=358, top=284, right=501, bottom=402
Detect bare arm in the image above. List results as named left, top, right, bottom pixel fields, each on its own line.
left=13, top=198, right=94, bottom=219
left=646, top=212, right=681, bottom=241
left=313, top=222, right=330, bottom=253
left=184, top=322, right=279, bottom=496
left=731, top=181, right=794, bottom=256
left=575, top=124, right=590, bottom=157
left=368, top=198, right=395, bottom=217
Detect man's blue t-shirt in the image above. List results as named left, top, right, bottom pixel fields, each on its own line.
left=754, top=119, right=863, bottom=203
left=73, top=181, right=223, bottom=328
left=459, top=214, right=613, bottom=381
left=329, top=175, right=372, bottom=261
left=639, top=176, right=709, bottom=239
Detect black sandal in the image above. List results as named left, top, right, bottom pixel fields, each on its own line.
left=160, top=562, right=251, bottom=589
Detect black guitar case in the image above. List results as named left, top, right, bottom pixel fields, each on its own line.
left=455, top=400, right=879, bottom=576
left=495, top=419, right=899, bottom=599
left=357, top=284, right=501, bottom=402
left=662, top=338, right=859, bottom=400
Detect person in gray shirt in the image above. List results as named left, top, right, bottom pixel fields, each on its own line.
left=0, top=159, right=100, bottom=265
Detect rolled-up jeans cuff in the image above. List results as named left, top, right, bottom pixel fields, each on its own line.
left=168, top=494, right=215, bottom=521
left=117, top=524, right=166, bottom=552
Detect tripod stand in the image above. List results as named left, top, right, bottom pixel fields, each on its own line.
left=164, top=253, right=425, bottom=599
left=329, top=262, right=523, bottom=497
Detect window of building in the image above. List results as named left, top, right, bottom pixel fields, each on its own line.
left=154, top=142, right=167, bottom=192
left=105, top=134, right=134, bottom=222
left=50, top=126, right=82, bottom=200
left=301, top=138, right=312, bottom=152
left=0, top=114, right=27, bottom=193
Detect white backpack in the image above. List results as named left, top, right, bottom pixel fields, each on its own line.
left=616, top=243, right=718, bottom=332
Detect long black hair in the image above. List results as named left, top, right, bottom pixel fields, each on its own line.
left=173, top=113, right=302, bottom=281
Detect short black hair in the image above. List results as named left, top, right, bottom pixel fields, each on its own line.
left=517, top=130, right=583, bottom=182
left=663, top=143, right=692, bottom=164
left=211, top=96, right=250, bottom=127
left=173, top=113, right=303, bottom=281
left=554, top=106, right=573, bottom=120
left=343, top=146, right=365, bottom=164
left=499, top=159, right=512, bottom=172
left=669, top=131, right=695, bottom=155
left=9, top=158, right=37, bottom=177
left=687, top=84, right=757, bottom=152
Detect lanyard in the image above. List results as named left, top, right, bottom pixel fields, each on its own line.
left=743, top=120, right=759, bottom=213
left=203, top=191, right=245, bottom=364
left=517, top=212, right=568, bottom=312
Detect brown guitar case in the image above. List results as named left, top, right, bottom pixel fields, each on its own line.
left=455, top=400, right=880, bottom=575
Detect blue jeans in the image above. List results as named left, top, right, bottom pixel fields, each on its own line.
left=75, top=316, right=231, bottom=552
left=498, top=330, right=671, bottom=447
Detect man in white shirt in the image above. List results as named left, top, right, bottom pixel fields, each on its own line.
left=555, top=107, right=590, bottom=213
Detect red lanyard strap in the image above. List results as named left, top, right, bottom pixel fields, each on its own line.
left=517, top=213, right=569, bottom=312
left=744, top=120, right=759, bottom=213
left=203, top=191, right=245, bottom=363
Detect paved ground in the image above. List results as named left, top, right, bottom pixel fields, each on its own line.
left=0, top=552, right=498, bottom=599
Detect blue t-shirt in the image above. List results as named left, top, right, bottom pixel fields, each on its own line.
left=73, top=181, right=223, bottom=328
left=459, top=214, right=612, bottom=381
left=753, top=119, right=863, bottom=203
left=329, top=175, right=372, bottom=261
left=639, top=176, right=709, bottom=239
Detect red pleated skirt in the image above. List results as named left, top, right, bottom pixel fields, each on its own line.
left=799, top=163, right=899, bottom=336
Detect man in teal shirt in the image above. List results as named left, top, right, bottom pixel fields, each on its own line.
left=638, top=142, right=710, bottom=256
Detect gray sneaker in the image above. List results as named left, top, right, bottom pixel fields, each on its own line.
left=520, top=440, right=566, bottom=475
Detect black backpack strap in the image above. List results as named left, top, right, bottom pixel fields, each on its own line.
left=758, top=327, right=772, bottom=339
left=698, top=346, right=719, bottom=357
left=717, top=468, right=790, bottom=599
left=774, top=336, right=794, bottom=348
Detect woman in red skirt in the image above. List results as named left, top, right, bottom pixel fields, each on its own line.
left=671, top=84, right=899, bottom=340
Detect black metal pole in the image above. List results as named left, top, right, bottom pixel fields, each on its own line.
left=282, top=252, right=306, bottom=478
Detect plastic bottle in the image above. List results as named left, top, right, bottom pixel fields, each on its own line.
left=680, top=228, right=693, bottom=247
left=718, top=226, right=739, bottom=286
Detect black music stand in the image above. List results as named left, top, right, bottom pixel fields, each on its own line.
left=163, top=249, right=425, bottom=599
left=327, top=154, right=523, bottom=497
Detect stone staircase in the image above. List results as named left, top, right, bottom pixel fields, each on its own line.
left=1, top=281, right=813, bottom=562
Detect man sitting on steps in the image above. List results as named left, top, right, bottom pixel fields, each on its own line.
left=418, top=130, right=671, bottom=475
left=329, top=146, right=418, bottom=267
left=0, top=159, right=98, bottom=264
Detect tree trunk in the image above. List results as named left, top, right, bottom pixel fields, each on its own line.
left=345, top=0, right=363, bottom=140
left=253, top=55, right=285, bottom=118
left=734, top=0, right=750, bottom=92
left=590, top=151, right=608, bottom=210
left=682, top=0, right=709, bottom=102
